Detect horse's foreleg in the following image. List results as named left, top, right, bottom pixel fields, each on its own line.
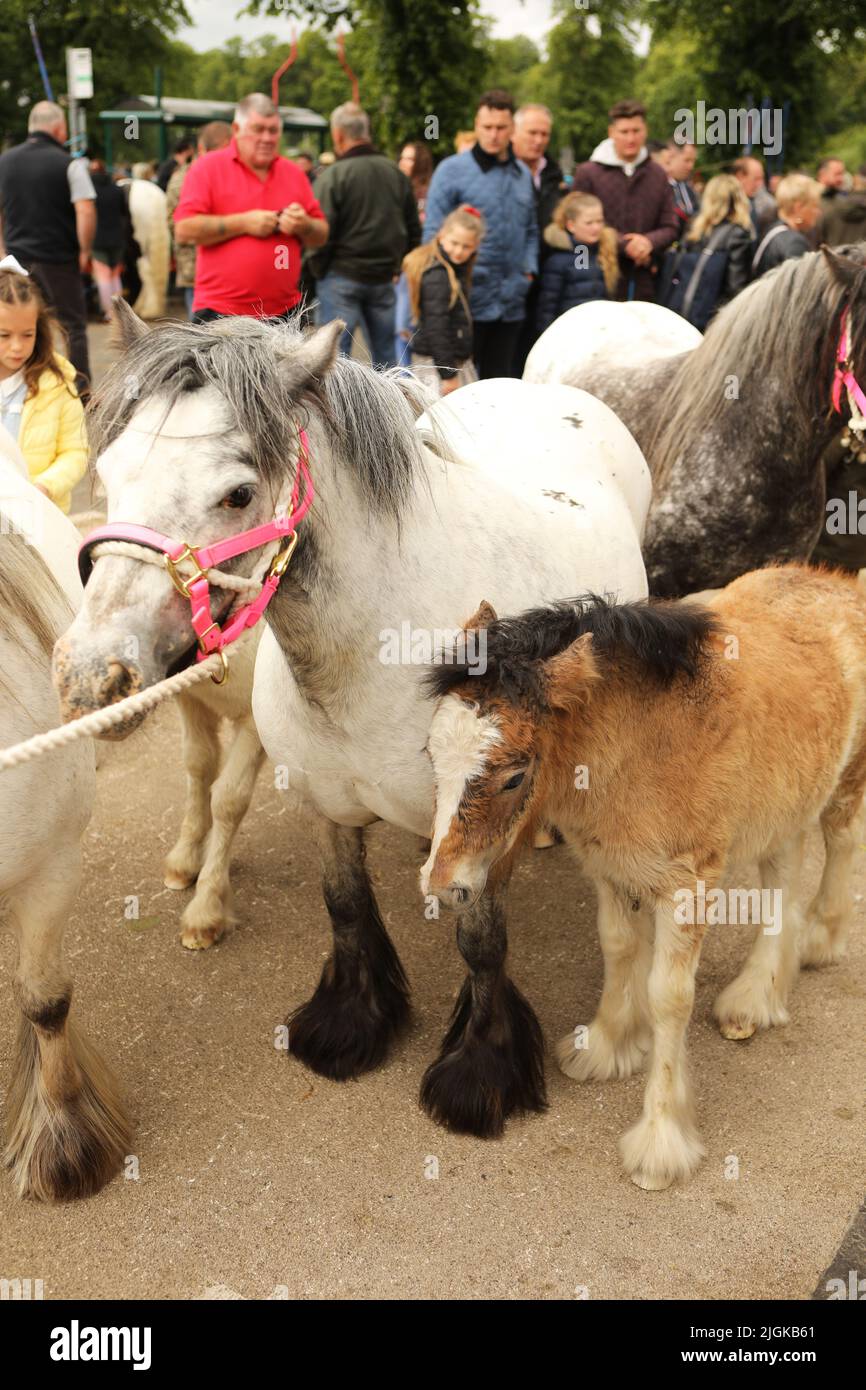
left=5, top=852, right=131, bottom=1201
left=164, top=693, right=221, bottom=891
left=420, top=861, right=546, bottom=1138
left=287, top=820, right=410, bottom=1079
left=179, top=718, right=266, bottom=950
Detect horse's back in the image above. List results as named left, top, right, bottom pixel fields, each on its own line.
left=524, top=301, right=702, bottom=387
left=416, top=377, right=652, bottom=542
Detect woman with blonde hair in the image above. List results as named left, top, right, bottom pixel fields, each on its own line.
left=751, top=173, right=822, bottom=279
left=684, top=172, right=754, bottom=309
left=536, top=192, right=618, bottom=335
left=657, top=172, right=753, bottom=328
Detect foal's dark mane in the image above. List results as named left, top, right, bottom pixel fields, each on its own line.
left=425, top=595, right=718, bottom=709
left=86, top=315, right=430, bottom=520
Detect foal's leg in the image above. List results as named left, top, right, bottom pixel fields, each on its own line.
left=556, top=878, right=653, bottom=1081
left=801, top=772, right=866, bottom=966
left=619, top=894, right=707, bottom=1190
left=420, top=859, right=546, bottom=1138
left=164, top=693, right=221, bottom=891
left=288, top=820, right=410, bottom=1078
left=714, top=836, right=804, bottom=1039
left=5, top=852, right=131, bottom=1201
left=179, top=718, right=266, bottom=950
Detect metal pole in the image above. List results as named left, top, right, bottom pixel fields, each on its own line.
left=28, top=15, right=54, bottom=102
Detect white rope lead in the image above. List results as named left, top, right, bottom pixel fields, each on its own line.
left=0, top=635, right=252, bottom=772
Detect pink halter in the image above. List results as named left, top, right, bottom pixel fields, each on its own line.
left=832, top=307, right=866, bottom=425
left=78, top=429, right=314, bottom=682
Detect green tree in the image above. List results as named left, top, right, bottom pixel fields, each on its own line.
left=482, top=36, right=541, bottom=110
left=245, top=0, right=489, bottom=154
left=537, top=0, right=640, bottom=161
left=645, top=0, right=866, bottom=165
left=0, top=0, right=190, bottom=147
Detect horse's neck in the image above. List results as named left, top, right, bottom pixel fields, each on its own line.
left=266, top=438, right=435, bottom=707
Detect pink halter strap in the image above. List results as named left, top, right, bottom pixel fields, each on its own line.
left=832, top=307, right=866, bottom=422
left=78, top=429, right=314, bottom=680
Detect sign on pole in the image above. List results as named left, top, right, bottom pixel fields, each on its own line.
left=65, top=48, right=93, bottom=101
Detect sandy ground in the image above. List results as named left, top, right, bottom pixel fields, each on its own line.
left=1, top=317, right=863, bottom=1301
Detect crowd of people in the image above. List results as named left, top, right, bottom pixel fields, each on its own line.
left=0, top=85, right=863, bottom=510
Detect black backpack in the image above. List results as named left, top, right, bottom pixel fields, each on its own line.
left=656, top=223, right=730, bottom=331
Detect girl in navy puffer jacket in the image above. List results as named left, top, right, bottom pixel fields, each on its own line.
left=536, top=193, right=619, bottom=335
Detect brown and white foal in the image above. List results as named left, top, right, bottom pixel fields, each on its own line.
left=421, top=566, right=866, bottom=1190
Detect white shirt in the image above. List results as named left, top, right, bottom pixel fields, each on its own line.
left=0, top=368, right=27, bottom=445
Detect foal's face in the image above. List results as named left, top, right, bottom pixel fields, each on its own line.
left=53, top=387, right=284, bottom=728
left=420, top=691, right=539, bottom=911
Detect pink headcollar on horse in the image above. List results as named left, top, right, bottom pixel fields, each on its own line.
left=77, top=428, right=314, bottom=682
left=832, top=307, right=866, bottom=431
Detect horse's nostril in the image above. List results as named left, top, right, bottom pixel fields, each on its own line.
left=100, top=660, right=140, bottom=707
left=452, top=885, right=471, bottom=907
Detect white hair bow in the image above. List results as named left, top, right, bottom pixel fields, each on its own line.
left=0, top=255, right=29, bottom=276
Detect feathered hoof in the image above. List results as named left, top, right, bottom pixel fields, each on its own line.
left=5, top=1022, right=131, bottom=1203
left=287, top=966, right=410, bottom=1081
left=420, top=977, right=547, bottom=1138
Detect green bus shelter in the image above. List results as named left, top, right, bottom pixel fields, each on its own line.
left=99, top=94, right=328, bottom=166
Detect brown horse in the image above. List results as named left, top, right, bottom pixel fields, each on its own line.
left=421, top=565, right=866, bottom=1190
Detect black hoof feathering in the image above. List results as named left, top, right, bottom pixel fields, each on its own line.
left=420, top=977, right=547, bottom=1138
left=287, top=907, right=410, bottom=1081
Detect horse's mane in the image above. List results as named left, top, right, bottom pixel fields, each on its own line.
left=0, top=520, right=70, bottom=668
left=86, top=316, right=433, bottom=521
left=425, top=594, right=718, bottom=710
left=649, top=242, right=866, bottom=488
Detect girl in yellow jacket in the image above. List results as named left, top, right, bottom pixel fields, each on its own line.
left=0, top=259, right=87, bottom=513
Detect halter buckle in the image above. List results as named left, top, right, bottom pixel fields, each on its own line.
left=269, top=530, right=298, bottom=578
left=165, top=543, right=207, bottom=599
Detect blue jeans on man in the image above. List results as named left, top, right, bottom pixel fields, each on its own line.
left=316, top=272, right=397, bottom=368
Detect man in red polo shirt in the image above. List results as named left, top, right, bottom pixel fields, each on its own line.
left=175, top=92, right=328, bottom=321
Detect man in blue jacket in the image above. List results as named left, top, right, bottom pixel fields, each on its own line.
left=425, top=89, right=537, bottom=379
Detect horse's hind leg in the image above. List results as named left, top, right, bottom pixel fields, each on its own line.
left=5, top=851, right=131, bottom=1201
left=179, top=717, right=266, bottom=950
left=801, top=759, right=866, bottom=966
left=164, top=693, right=221, bottom=891
left=420, top=861, right=546, bottom=1138
left=287, top=820, right=410, bottom=1079
left=714, top=835, right=804, bottom=1039
left=556, top=878, right=653, bottom=1081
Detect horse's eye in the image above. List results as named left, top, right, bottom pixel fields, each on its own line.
left=502, top=771, right=525, bottom=791
left=222, top=485, right=253, bottom=509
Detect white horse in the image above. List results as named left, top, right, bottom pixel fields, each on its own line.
left=53, top=306, right=650, bottom=1138
left=0, top=438, right=130, bottom=1200
left=121, top=178, right=170, bottom=320
left=524, top=300, right=701, bottom=387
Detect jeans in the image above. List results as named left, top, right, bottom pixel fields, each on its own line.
left=472, top=318, right=524, bottom=379
left=24, top=258, right=91, bottom=394
left=393, top=272, right=414, bottom=368
left=316, top=272, right=397, bottom=368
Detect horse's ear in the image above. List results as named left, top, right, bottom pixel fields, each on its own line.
left=111, top=296, right=150, bottom=348
left=280, top=320, right=342, bottom=393
left=464, top=600, right=497, bottom=630
left=543, top=632, right=600, bottom=710
left=820, top=244, right=861, bottom=289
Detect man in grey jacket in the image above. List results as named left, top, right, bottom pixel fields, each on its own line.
left=424, top=89, right=538, bottom=379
